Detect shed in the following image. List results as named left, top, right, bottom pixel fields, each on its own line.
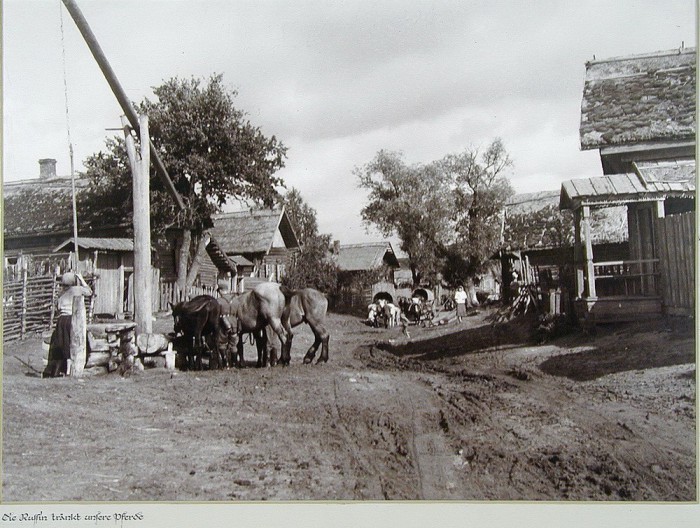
left=53, top=237, right=158, bottom=318
left=334, top=241, right=401, bottom=307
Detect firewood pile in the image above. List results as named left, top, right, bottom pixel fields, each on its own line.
left=491, top=285, right=541, bottom=324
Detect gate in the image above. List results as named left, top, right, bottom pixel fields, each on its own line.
left=655, top=211, right=695, bottom=316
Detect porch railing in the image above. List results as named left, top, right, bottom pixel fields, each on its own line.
left=591, top=258, right=660, bottom=297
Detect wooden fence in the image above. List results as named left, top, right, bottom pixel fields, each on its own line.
left=655, top=211, right=695, bottom=316
left=2, top=272, right=58, bottom=341
left=3, top=271, right=100, bottom=343
left=157, top=281, right=217, bottom=311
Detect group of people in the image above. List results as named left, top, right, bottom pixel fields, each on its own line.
left=43, top=272, right=93, bottom=378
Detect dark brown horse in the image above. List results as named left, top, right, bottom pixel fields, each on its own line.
left=170, top=295, right=222, bottom=370
left=281, top=288, right=330, bottom=364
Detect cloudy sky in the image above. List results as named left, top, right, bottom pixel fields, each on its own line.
left=3, top=0, right=696, bottom=245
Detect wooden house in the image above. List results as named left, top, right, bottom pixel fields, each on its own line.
left=500, top=190, right=628, bottom=303
left=334, top=241, right=401, bottom=303
left=3, top=159, right=122, bottom=257
left=560, top=47, right=696, bottom=325
left=208, top=207, right=300, bottom=290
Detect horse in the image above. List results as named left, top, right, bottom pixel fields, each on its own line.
left=281, top=288, right=330, bottom=364
left=218, top=282, right=291, bottom=367
left=170, top=295, right=222, bottom=370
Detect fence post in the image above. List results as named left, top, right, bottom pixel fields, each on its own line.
left=20, top=267, right=28, bottom=339
left=69, top=295, right=87, bottom=377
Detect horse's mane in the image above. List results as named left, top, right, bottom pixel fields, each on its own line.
left=180, top=295, right=217, bottom=313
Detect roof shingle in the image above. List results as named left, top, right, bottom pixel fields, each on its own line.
left=580, top=48, right=696, bottom=150
left=335, top=242, right=400, bottom=271
left=210, top=208, right=299, bottom=256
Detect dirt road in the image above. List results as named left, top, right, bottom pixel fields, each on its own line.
left=2, top=309, right=695, bottom=501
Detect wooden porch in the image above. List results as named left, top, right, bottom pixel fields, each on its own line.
left=562, top=170, right=695, bottom=327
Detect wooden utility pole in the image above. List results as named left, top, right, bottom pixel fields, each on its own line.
left=123, top=115, right=153, bottom=335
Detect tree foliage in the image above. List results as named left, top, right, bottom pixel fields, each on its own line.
left=280, top=188, right=319, bottom=246
left=356, top=150, right=453, bottom=286
left=280, top=188, right=339, bottom=293
left=441, top=138, right=514, bottom=283
left=80, top=74, right=287, bottom=293
left=357, top=139, right=515, bottom=287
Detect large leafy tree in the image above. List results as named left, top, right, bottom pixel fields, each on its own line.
left=356, top=150, right=453, bottom=286
left=80, top=74, right=287, bottom=296
left=441, top=139, right=514, bottom=283
left=280, top=188, right=339, bottom=293
left=357, top=139, right=515, bottom=287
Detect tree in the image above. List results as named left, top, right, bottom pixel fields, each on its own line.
left=441, top=138, right=515, bottom=284
left=280, top=188, right=339, bottom=292
left=280, top=188, right=319, bottom=246
left=356, top=150, right=453, bottom=286
left=81, top=74, right=287, bottom=296
left=357, top=139, right=515, bottom=288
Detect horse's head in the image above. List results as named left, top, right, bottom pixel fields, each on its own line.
left=169, top=301, right=185, bottom=335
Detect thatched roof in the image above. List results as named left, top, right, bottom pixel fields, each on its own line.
left=580, top=48, right=696, bottom=150
left=504, top=191, right=628, bottom=250
left=209, top=208, right=300, bottom=256
left=335, top=242, right=400, bottom=271
left=4, top=179, right=83, bottom=237
left=204, top=235, right=239, bottom=274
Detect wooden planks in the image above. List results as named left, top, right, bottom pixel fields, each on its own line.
left=655, top=211, right=695, bottom=316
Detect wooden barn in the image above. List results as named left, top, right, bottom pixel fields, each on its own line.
left=561, top=47, right=696, bottom=325
left=333, top=241, right=401, bottom=310
left=208, top=207, right=300, bottom=290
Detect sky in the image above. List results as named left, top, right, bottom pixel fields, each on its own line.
left=3, top=0, right=696, bottom=246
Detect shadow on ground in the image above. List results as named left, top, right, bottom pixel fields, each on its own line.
left=540, top=320, right=696, bottom=381
left=378, top=313, right=537, bottom=362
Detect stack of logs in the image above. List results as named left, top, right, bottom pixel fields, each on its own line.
left=45, top=323, right=176, bottom=376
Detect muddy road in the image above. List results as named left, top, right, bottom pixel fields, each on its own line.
left=2, top=309, right=695, bottom=501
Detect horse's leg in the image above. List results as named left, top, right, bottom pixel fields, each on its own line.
left=255, top=329, right=267, bottom=368
left=269, top=318, right=290, bottom=366
left=236, top=334, right=245, bottom=368
left=304, top=322, right=330, bottom=364
left=262, top=325, right=277, bottom=367
left=209, top=332, right=220, bottom=370
left=195, top=334, right=203, bottom=371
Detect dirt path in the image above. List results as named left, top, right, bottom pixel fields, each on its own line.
left=2, top=310, right=695, bottom=501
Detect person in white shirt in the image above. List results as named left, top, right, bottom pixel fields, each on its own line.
left=454, top=285, right=468, bottom=322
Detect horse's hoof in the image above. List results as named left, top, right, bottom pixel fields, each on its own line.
left=303, top=356, right=313, bottom=364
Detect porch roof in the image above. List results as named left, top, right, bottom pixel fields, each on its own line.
left=53, top=237, right=134, bottom=252
left=560, top=159, right=695, bottom=210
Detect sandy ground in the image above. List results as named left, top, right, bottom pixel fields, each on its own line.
left=2, top=308, right=696, bottom=502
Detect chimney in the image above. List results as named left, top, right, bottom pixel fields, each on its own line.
left=39, top=158, right=57, bottom=180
